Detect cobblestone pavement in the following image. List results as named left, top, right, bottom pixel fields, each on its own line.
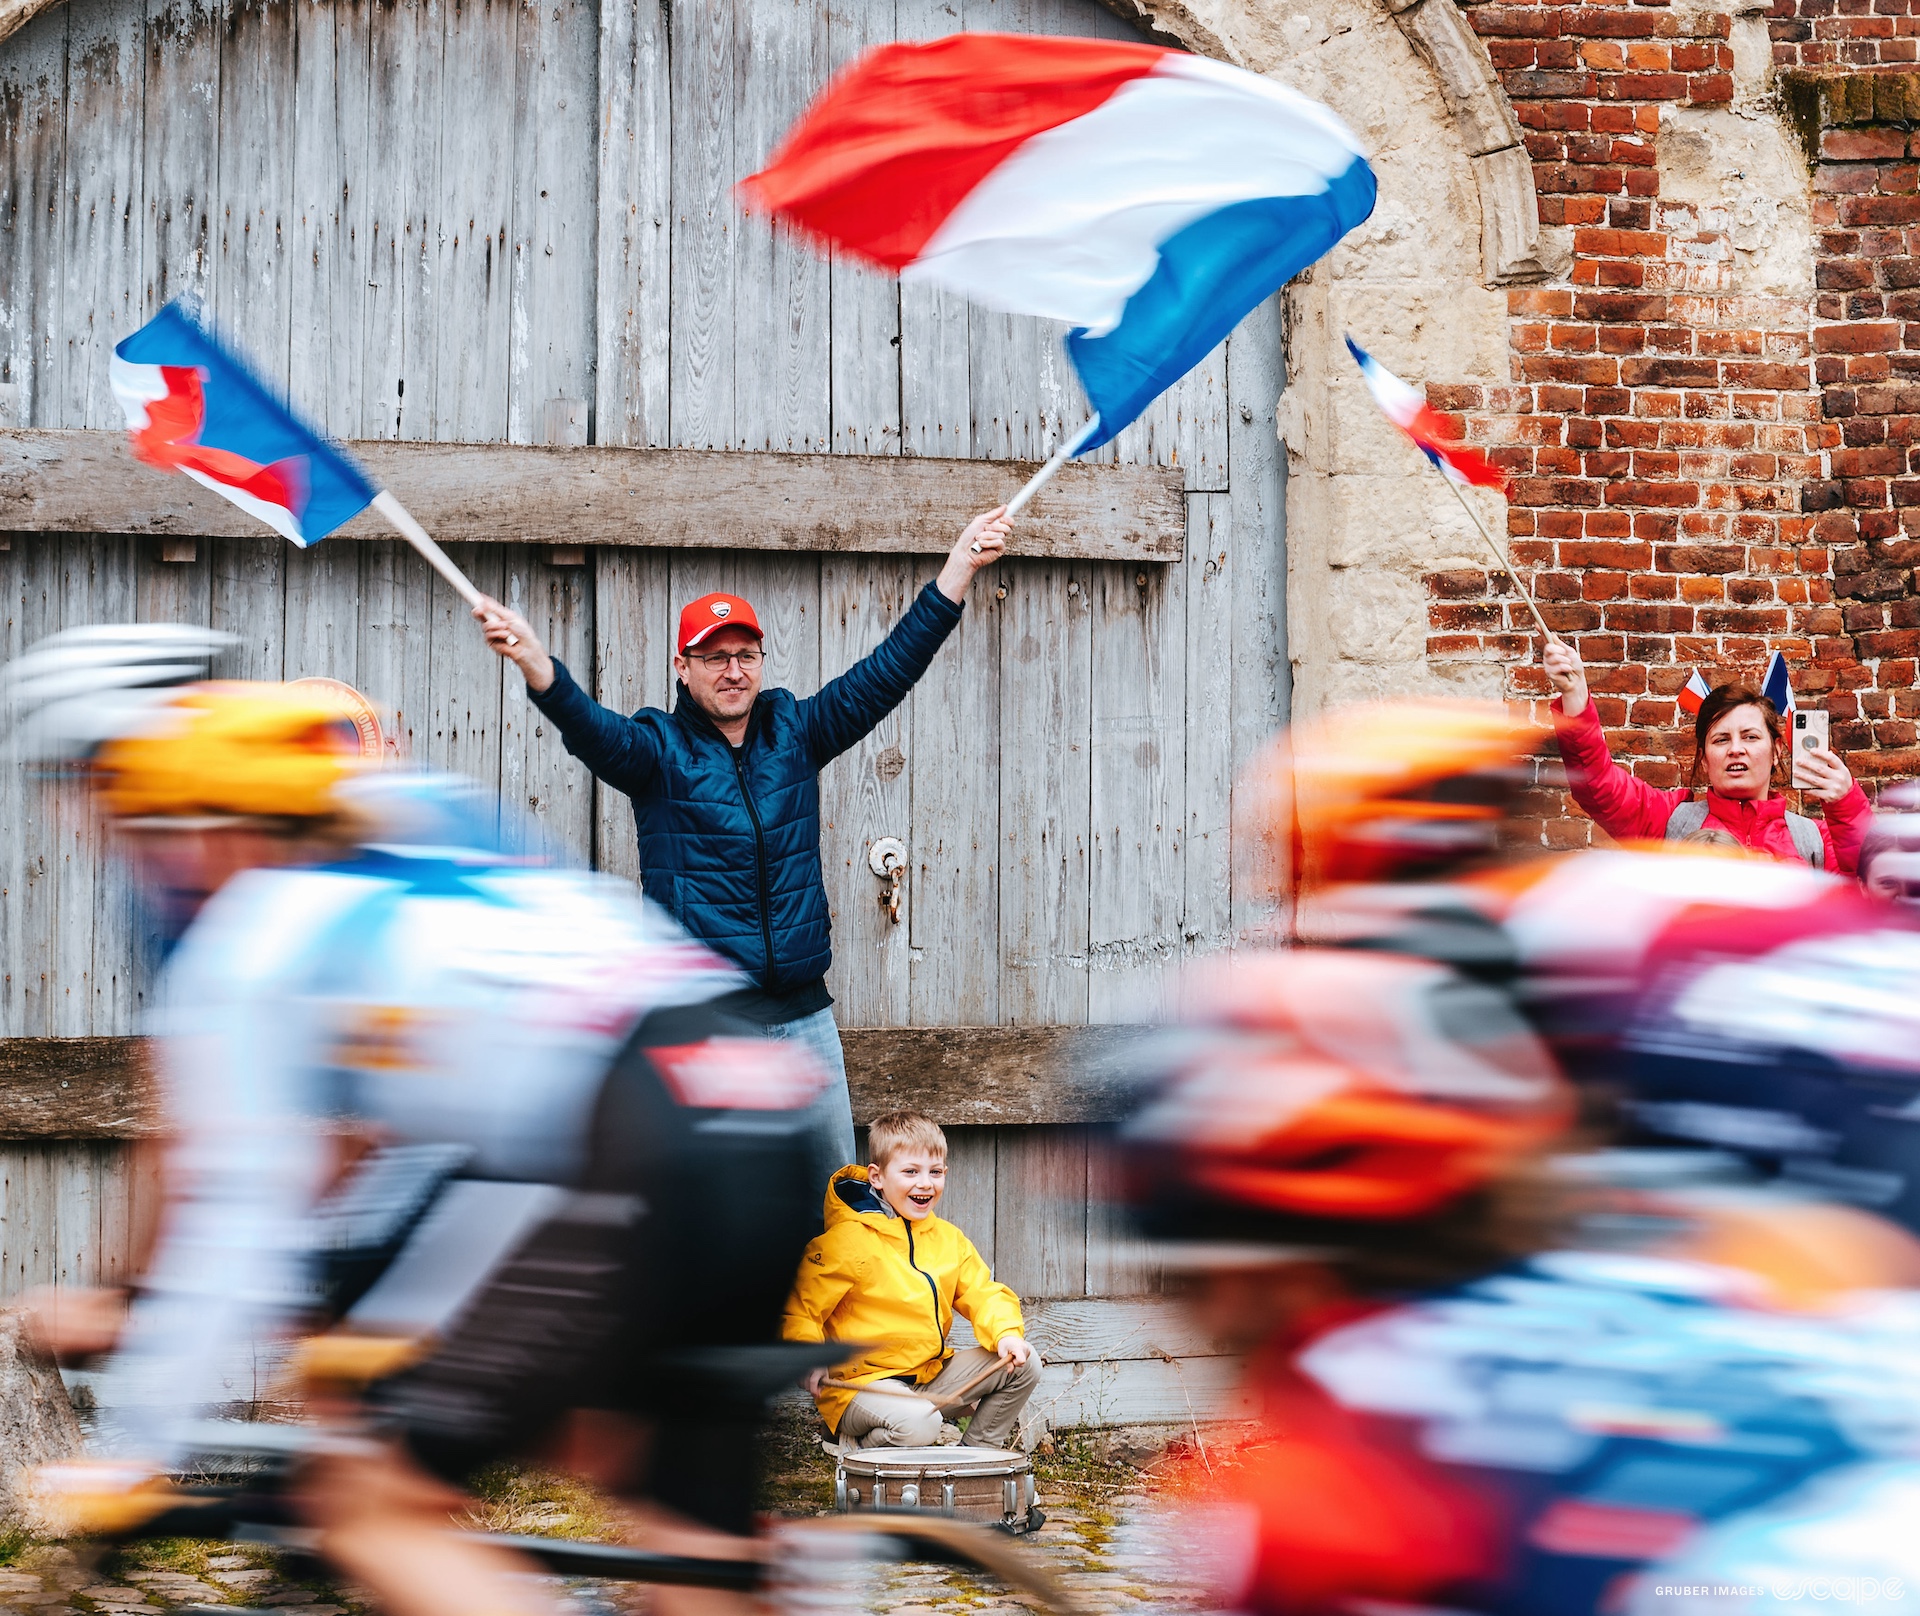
left=0, top=1491, right=1199, bottom=1616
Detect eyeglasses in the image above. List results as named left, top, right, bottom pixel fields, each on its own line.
left=686, top=648, right=764, bottom=672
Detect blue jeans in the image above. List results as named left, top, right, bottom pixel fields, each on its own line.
left=769, top=1007, right=856, bottom=1220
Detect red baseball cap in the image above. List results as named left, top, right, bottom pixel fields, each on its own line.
left=678, top=593, right=764, bottom=654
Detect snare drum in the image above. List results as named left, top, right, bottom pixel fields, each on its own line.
left=833, top=1444, right=1042, bottom=1533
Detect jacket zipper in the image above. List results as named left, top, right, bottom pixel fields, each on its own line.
left=904, top=1221, right=943, bottom=1345
left=730, top=745, right=779, bottom=992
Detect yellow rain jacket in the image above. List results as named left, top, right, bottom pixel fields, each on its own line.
left=782, top=1165, right=1025, bottom=1434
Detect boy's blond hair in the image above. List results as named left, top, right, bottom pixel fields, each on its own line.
left=867, top=1109, right=947, bottom=1169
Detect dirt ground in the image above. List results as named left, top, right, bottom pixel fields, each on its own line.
left=0, top=1414, right=1230, bottom=1616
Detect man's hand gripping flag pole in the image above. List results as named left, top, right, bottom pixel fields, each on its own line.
left=1346, top=335, right=1558, bottom=648
left=112, top=302, right=516, bottom=645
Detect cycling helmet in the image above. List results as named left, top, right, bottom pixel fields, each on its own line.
left=2, top=623, right=236, bottom=761
left=1120, top=951, right=1574, bottom=1246
left=97, top=682, right=369, bottom=819
left=1249, top=701, right=1532, bottom=892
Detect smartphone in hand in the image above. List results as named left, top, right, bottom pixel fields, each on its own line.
left=1792, top=709, right=1830, bottom=789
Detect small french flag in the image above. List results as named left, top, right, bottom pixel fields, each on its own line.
left=1763, top=650, right=1795, bottom=716
left=1678, top=669, right=1712, bottom=718
left=111, top=302, right=375, bottom=547
left=1346, top=336, right=1507, bottom=491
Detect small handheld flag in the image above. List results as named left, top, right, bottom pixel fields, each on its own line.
left=1763, top=650, right=1795, bottom=716
left=110, top=302, right=500, bottom=630
left=1345, top=337, right=1506, bottom=491
left=1345, top=335, right=1556, bottom=645
left=1678, top=668, right=1712, bottom=719
left=113, top=304, right=375, bottom=547
left=741, top=34, right=1376, bottom=514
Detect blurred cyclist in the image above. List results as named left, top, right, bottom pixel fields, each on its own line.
left=1117, top=699, right=1920, bottom=1614
left=5, top=627, right=824, bottom=1616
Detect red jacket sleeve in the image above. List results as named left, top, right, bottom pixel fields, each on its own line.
left=1820, top=782, right=1872, bottom=876
left=1551, top=699, right=1687, bottom=844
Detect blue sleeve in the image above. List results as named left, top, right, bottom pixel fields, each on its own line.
left=526, top=658, right=662, bottom=795
left=799, top=582, right=965, bottom=767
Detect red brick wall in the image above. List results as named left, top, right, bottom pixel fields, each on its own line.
left=1421, top=2, right=1920, bottom=846
left=1772, top=0, right=1919, bottom=69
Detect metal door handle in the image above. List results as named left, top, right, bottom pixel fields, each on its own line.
left=868, top=837, right=907, bottom=925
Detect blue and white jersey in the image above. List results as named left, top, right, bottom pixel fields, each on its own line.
left=97, top=831, right=739, bottom=1465
left=1298, top=1252, right=1920, bottom=1615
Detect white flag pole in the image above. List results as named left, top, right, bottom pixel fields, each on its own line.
left=974, top=417, right=1102, bottom=550
left=1439, top=475, right=1557, bottom=646
left=372, top=490, right=517, bottom=645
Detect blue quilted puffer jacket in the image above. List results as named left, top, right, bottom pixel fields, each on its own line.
left=529, top=582, right=963, bottom=991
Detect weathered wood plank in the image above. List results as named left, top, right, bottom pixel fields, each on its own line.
left=434, top=0, right=515, bottom=445
left=0, top=6, right=67, bottom=424
left=498, top=544, right=594, bottom=865
left=908, top=588, right=999, bottom=1026
left=993, top=1125, right=1088, bottom=1302
left=140, top=0, right=218, bottom=320
left=0, top=432, right=1188, bottom=561
left=667, top=0, right=733, bottom=450
left=54, top=537, right=135, bottom=1035
left=0, top=1023, right=1153, bottom=1135
left=283, top=541, right=363, bottom=687
left=734, top=0, right=829, bottom=454
left=938, top=1124, right=997, bottom=1270
left=358, top=0, right=443, bottom=441
left=948, top=1297, right=1226, bottom=1363
left=287, top=0, right=370, bottom=436
left=1182, top=492, right=1234, bottom=988
left=211, top=0, right=295, bottom=399
left=0, top=538, right=59, bottom=1036
left=593, top=0, right=671, bottom=449
left=817, top=557, right=914, bottom=1027
left=998, top=559, right=1092, bottom=1027
left=1227, top=295, right=1289, bottom=940
left=508, top=0, right=596, bottom=444
left=59, top=0, right=144, bottom=429
left=1024, top=1353, right=1254, bottom=1437
left=422, top=540, right=503, bottom=783
left=588, top=546, right=672, bottom=882
left=842, top=1025, right=1146, bottom=1125
left=0, top=1038, right=154, bottom=1137
left=357, top=538, right=434, bottom=760
left=1088, top=558, right=1187, bottom=1024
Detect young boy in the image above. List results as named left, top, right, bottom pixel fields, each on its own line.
left=782, top=1110, right=1038, bottom=1449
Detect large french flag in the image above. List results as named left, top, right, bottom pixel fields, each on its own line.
left=740, top=34, right=1376, bottom=451
left=111, top=303, right=376, bottom=547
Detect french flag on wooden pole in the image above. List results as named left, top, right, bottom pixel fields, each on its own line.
left=1678, top=668, right=1712, bottom=718
left=741, top=34, right=1375, bottom=484
left=110, top=302, right=496, bottom=620
left=1346, top=336, right=1506, bottom=490
left=112, top=303, right=376, bottom=547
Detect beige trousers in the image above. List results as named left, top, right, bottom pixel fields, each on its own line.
left=837, top=1346, right=1041, bottom=1451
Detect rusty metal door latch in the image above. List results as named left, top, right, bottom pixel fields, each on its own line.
left=868, top=837, right=907, bottom=924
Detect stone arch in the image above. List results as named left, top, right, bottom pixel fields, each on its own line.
left=1122, top=0, right=1544, bottom=710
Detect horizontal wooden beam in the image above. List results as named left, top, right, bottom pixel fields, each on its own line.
left=0, top=1026, right=1147, bottom=1139
left=0, top=431, right=1185, bottom=563
left=0, top=1038, right=157, bottom=1138
left=842, top=1025, right=1146, bottom=1126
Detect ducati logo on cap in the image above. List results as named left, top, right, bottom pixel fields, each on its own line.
left=712, top=601, right=732, bottom=619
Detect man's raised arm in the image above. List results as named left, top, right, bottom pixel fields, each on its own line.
left=475, top=592, right=661, bottom=792
left=800, top=507, right=1011, bottom=766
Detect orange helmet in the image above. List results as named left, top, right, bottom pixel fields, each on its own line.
left=1119, top=951, right=1572, bottom=1239
left=1245, top=700, right=1531, bottom=893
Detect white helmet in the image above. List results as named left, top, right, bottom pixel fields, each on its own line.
left=2, top=623, right=238, bottom=762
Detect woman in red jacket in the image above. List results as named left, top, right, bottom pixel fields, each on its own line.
left=1543, top=640, right=1872, bottom=872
